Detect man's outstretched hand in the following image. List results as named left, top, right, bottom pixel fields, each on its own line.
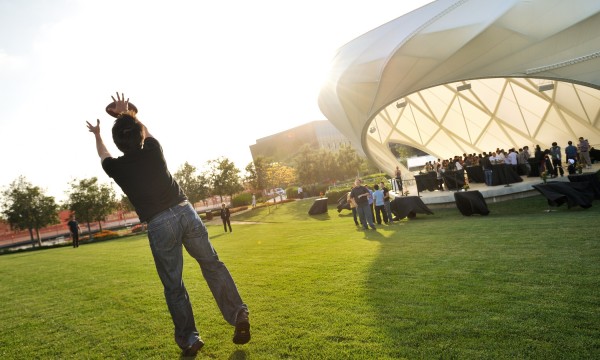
left=111, top=92, right=129, bottom=114
left=86, top=119, right=100, bottom=135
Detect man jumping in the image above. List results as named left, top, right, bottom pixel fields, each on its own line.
left=86, top=92, right=250, bottom=356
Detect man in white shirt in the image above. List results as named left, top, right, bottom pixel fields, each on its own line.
left=506, top=148, right=518, bottom=174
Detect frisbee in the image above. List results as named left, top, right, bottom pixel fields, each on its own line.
left=105, top=102, right=138, bottom=118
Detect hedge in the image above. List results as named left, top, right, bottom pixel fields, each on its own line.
left=325, top=188, right=351, bottom=205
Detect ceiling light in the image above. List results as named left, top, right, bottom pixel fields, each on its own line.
left=456, top=83, right=471, bottom=92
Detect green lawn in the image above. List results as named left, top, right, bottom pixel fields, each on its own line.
left=1, top=195, right=599, bottom=359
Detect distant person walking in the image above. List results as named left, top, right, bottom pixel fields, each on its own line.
left=220, top=203, right=232, bottom=233
left=67, top=216, right=81, bottom=248
left=251, top=194, right=256, bottom=208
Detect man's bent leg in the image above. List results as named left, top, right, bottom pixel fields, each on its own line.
left=180, top=205, right=247, bottom=326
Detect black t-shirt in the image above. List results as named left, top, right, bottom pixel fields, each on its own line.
left=350, top=185, right=370, bottom=206
left=102, top=137, right=186, bottom=222
left=220, top=208, right=230, bottom=219
left=67, top=220, right=79, bottom=233
left=382, top=187, right=390, bottom=202
left=481, top=156, right=492, bottom=170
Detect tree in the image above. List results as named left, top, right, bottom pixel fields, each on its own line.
left=116, top=195, right=136, bottom=224
left=244, top=156, right=270, bottom=193
left=316, top=148, right=339, bottom=184
left=293, top=144, right=352, bottom=185
left=119, top=195, right=135, bottom=212
left=95, top=183, right=118, bottom=231
left=336, top=144, right=364, bottom=181
left=389, top=143, right=423, bottom=168
left=207, top=158, right=243, bottom=203
left=1, top=176, right=59, bottom=247
left=294, top=144, right=319, bottom=185
left=265, top=162, right=296, bottom=190
left=173, top=162, right=209, bottom=205
left=244, top=162, right=258, bottom=192
left=66, top=177, right=117, bottom=237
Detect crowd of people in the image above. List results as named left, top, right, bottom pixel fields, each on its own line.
left=343, top=138, right=595, bottom=229
left=419, top=137, right=594, bottom=186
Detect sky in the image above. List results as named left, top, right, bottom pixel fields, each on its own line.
left=0, top=0, right=432, bottom=202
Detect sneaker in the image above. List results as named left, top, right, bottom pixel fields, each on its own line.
left=233, top=310, right=251, bottom=345
left=182, top=339, right=204, bottom=357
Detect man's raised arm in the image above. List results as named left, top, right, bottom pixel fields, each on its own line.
left=86, top=119, right=112, bottom=162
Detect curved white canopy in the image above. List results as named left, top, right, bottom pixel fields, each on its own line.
left=318, top=0, right=600, bottom=176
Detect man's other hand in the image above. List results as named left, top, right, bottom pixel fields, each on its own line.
left=86, top=119, right=101, bottom=135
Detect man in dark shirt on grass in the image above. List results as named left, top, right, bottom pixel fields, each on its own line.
left=86, top=93, right=249, bottom=356
left=67, top=216, right=80, bottom=248
left=350, top=178, right=376, bottom=230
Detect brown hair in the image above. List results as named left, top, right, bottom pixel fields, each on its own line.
left=112, top=111, right=144, bottom=153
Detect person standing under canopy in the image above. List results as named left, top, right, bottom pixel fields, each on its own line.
left=394, top=166, right=403, bottom=193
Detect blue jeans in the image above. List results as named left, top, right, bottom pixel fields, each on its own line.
left=357, top=204, right=376, bottom=229
left=351, top=208, right=359, bottom=225
left=484, top=169, right=493, bottom=186
left=147, top=201, right=247, bottom=349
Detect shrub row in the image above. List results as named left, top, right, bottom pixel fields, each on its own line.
left=325, top=188, right=353, bottom=205
left=198, top=206, right=249, bottom=221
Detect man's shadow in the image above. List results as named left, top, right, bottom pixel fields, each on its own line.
left=229, top=349, right=248, bottom=360
left=180, top=348, right=248, bottom=359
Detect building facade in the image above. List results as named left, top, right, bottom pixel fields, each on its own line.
left=249, top=120, right=361, bottom=163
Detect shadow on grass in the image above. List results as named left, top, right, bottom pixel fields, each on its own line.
left=308, top=213, right=331, bottom=221
left=362, top=194, right=600, bottom=358
left=211, top=232, right=228, bottom=240
left=228, top=349, right=249, bottom=360
left=362, top=229, right=386, bottom=240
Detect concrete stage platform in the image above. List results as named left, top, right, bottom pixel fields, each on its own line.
left=393, top=164, right=598, bottom=208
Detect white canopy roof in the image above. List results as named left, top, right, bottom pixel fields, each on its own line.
left=318, top=0, right=600, bottom=176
